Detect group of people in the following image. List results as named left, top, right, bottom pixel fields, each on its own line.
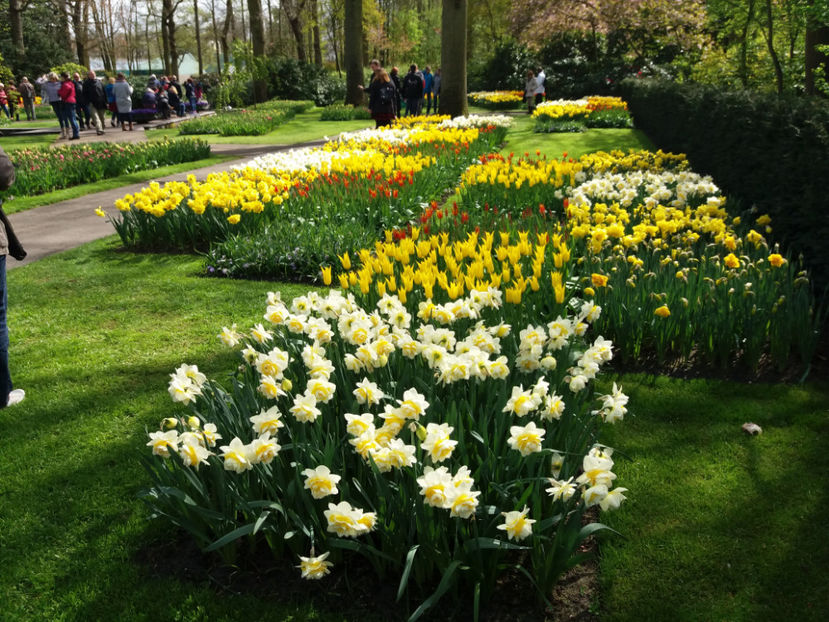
left=524, top=66, right=547, bottom=113
left=0, top=78, right=36, bottom=122
left=363, top=59, right=442, bottom=128
left=41, top=71, right=134, bottom=139
left=141, top=74, right=201, bottom=120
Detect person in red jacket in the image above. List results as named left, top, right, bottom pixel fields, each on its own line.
left=58, top=72, right=80, bottom=140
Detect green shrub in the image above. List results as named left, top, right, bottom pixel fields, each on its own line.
left=178, top=109, right=290, bottom=136
left=205, top=220, right=378, bottom=281
left=320, top=104, right=372, bottom=121
left=585, top=108, right=634, bottom=128
left=534, top=119, right=587, bottom=133
left=620, top=78, right=829, bottom=291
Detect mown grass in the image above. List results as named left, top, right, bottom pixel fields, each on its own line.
left=147, top=110, right=375, bottom=145
left=500, top=114, right=653, bottom=160
left=1, top=155, right=236, bottom=214
left=0, top=133, right=57, bottom=151
left=597, top=373, right=829, bottom=622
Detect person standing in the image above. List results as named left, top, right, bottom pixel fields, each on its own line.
left=58, top=72, right=80, bottom=140
left=18, top=77, right=35, bottom=121
left=83, top=71, right=108, bottom=135
left=432, top=68, right=442, bottom=114
left=367, top=70, right=397, bottom=128
left=184, top=78, right=198, bottom=116
left=6, top=85, right=20, bottom=121
left=534, top=66, right=546, bottom=106
left=422, top=66, right=435, bottom=114
left=73, top=72, right=91, bottom=130
left=0, top=85, right=9, bottom=119
left=524, top=69, right=539, bottom=114
left=0, top=145, right=27, bottom=408
left=389, top=67, right=402, bottom=119
left=402, top=64, right=424, bottom=117
left=43, top=73, right=66, bottom=137
left=113, top=74, right=134, bottom=131
left=105, top=76, right=118, bottom=127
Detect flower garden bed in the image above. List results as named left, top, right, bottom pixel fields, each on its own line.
left=97, top=112, right=823, bottom=619
left=178, top=99, right=314, bottom=136
left=0, top=137, right=211, bottom=200
left=468, top=91, right=525, bottom=110
left=533, top=97, right=633, bottom=133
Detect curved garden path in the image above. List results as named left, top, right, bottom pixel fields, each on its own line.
left=7, top=139, right=326, bottom=269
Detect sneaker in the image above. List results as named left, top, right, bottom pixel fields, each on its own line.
left=7, top=389, right=25, bottom=406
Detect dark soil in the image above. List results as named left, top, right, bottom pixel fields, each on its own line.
left=135, top=532, right=600, bottom=622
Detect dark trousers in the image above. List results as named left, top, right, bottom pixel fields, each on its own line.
left=61, top=102, right=80, bottom=137
left=425, top=92, right=433, bottom=114
left=0, top=255, right=12, bottom=407
left=52, top=101, right=66, bottom=128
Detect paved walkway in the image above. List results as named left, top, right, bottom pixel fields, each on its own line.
left=7, top=139, right=326, bottom=269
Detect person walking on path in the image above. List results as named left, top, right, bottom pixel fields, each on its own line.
left=422, top=66, right=434, bottom=114
left=43, top=73, right=66, bottom=136
left=367, top=70, right=397, bottom=128
left=0, top=145, right=27, bottom=408
left=58, top=72, right=80, bottom=140
left=524, top=69, right=539, bottom=114
left=402, top=64, right=425, bottom=117
left=83, top=71, right=108, bottom=135
left=18, top=77, right=35, bottom=121
left=0, top=85, right=9, bottom=119
left=113, top=73, right=134, bottom=132
left=73, top=72, right=91, bottom=130
left=432, top=68, right=442, bottom=115
left=184, top=78, right=198, bottom=116
left=534, top=66, right=546, bottom=106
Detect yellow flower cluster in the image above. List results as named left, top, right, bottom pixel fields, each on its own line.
left=578, top=150, right=688, bottom=174
left=468, top=91, right=525, bottom=104
left=532, top=101, right=591, bottom=121
left=328, top=125, right=482, bottom=153
left=335, top=229, right=572, bottom=307
left=458, top=155, right=584, bottom=194
left=391, top=115, right=451, bottom=128
left=586, top=96, right=628, bottom=111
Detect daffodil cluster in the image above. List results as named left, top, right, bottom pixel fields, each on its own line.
left=142, top=286, right=628, bottom=610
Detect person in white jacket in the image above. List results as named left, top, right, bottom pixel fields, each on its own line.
left=524, top=70, right=539, bottom=114
left=534, top=66, right=546, bottom=106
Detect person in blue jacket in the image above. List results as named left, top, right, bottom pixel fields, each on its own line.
left=423, top=66, right=434, bottom=114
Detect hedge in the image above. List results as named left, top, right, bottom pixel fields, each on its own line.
left=620, top=78, right=829, bottom=293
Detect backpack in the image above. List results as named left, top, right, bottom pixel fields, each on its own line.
left=377, top=82, right=394, bottom=106
left=403, top=73, right=421, bottom=96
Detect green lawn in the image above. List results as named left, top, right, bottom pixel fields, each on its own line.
left=597, top=373, right=829, bottom=622
left=1, top=155, right=237, bottom=214
left=147, top=110, right=375, bottom=145
left=1, top=119, right=60, bottom=129
left=501, top=114, right=654, bottom=160
left=0, top=133, right=57, bottom=151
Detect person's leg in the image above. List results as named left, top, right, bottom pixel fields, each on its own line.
left=67, top=103, right=79, bottom=138
left=0, top=255, right=12, bottom=407
left=434, top=95, right=439, bottom=113
left=52, top=102, right=64, bottom=128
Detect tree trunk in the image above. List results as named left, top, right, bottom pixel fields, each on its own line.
left=738, top=0, right=756, bottom=88
left=248, top=0, right=268, bottom=101
left=344, top=0, right=363, bottom=105
left=211, top=0, right=222, bottom=73
left=73, top=0, right=90, bottom=67
left=440, top=0, right=467, bottom=117
left=222, top=0, right=234, bottom=67
left=805, top=0, right=829, bottom=95
left=194, top=0, right=204, bottom=75
left=8, top=0, right=26, bottom=56
left=288, top=16, right=307, bottom=62
left=311, top=0, right=322, bottom=66
left=58, top=0, right=72, bottom=50
left=329, top=9, right=340, bottom=74
left=763, top=0, right=784, bottom=94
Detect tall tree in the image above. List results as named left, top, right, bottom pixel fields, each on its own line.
left=440, top=0, right=467, bottom=116
left=311, top=0, right=323, bottom=65
left=247, top=0, right=267, bottom=101
left=805, top=0, right=829, bottom=94
left=194, top=0, right=203, bottom=74
left=283, top=0, right=308, bottom=62
left=8, top=0, right=30, bottom=56
left=221, top=0, right=234, bottom=67
left=344, top=0, right=363, bottom=104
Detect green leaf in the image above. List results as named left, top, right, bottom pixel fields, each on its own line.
left=253, top=510, right=270, bottom=534
left=408, top=560, right=463, bottom=622
left=204, top=523, right=255, bottom=553
left=396, top=544, right=420, bottom=602
left=463, top=537, right=530, bottom=553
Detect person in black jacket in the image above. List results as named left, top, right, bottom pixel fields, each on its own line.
left=389, top=67, right=402, bottom=120
left=402, top=64, right=424, bottom=117
left=0, top=145, right=26, bottom=408
left=73, top=72, right=92, bottom=130
left=82, top=71, right=108, bottom=135
left=367, top=70, right=397, bottom=128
